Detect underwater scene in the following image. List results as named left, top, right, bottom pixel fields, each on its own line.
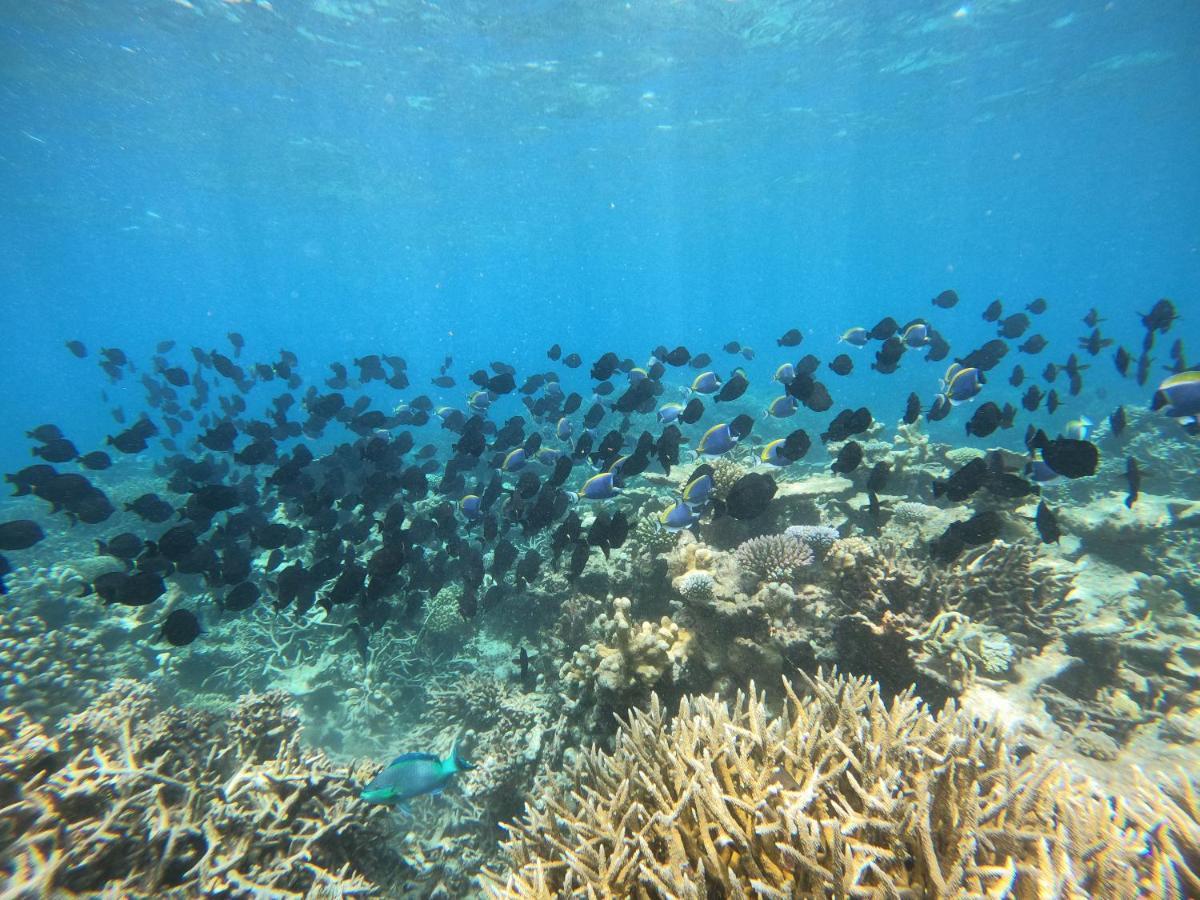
left=2, top=0, right=1200, bottom=896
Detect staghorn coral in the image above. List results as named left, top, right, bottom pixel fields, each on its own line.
left=910, top=610, right=1014, bottom=694
left=484, top=669, right=1194, bottom=898
left=0, top=680, right=400, bottom=897
left=735, top=533, right=814, bottom=586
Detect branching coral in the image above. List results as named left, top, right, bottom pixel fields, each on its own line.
left=0, top=680, right=401, bottom=896
left=0, top=605, right=121, bottom=723
left=735, top=533, right=814, bottom=586
left=484, top=669, right=1193, bottom=898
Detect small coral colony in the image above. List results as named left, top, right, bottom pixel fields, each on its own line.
left=3, top=293, right=1200, bottom=895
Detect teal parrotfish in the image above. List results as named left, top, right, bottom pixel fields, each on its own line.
left=360, top=741, right=475, bottom=806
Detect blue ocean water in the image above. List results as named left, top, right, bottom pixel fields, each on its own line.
left=1, top=0, right=1196, bottom=466
left=2, top=2, right=1200, bottom=896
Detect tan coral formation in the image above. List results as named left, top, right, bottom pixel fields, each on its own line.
left=484, top=669, right=1199, bottom=898
left=560, top=596, right=691, bottom=708
left=0, top=680, right=399, bottom=896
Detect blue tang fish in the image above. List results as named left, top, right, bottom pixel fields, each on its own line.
left=361, top=741, right=474, bottom=806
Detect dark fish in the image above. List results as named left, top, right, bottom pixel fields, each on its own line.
left=1035, top=501, right=1060, bottom=544
left=1019, top=335, right=1048, bottom=354
left=157, top=340, right=176, bottom=354
left=1125, top=457, right=1141, bottom=508
left=432, top=376, right=456, bottom=388
left=1083, top=308, right=1103, bottom=328
left=931, top=289, right=958, bottom=308
left=681, top=398, right=705, bottom=425
left=725, top=472, right=776, bottom=520
left=1140, top=298, right=1177, bottom=334
left=563, top=353, right=582, bottom=369
left=1026, top=297, right=1048, bottom=315
left=927, top=394, right=952, bottom=422
left=223, top=581, right=261, bottom=612
left=729, top=413, right=755, bottom=440
left=866, top=461, right=890, bottom=494
left=777, top=329, right=803, bottom=348
left=780, top=429, right=811, bottom=462
left=1109, top=406, right=1126, bottom=437
left=964, top=402, right=1007, bottom=438
left=997, top=313, right=1030, bottom=339
left=689, top=353, right=712, bottom=369
left=32, top=439, right=79, bottom=463
left=956, top=339, right=1008, bottom=372
left=97, top=571, right=166, bottom=606
left=126, top=493, right=175, bottom=523
left=925, top=329, right=950, bottom=362
left=715, top=370, right=749, bottom=403
left=903, top=392, right=921, bottom=425
left=547, top=344, right=562, bottom=361
left=512, top=646, right=531, bottom=679
left=930, top=511, right=1004, bottom=563
left=97, top=532, right=143, bottom=560
left=1078, top=329, right=1114, bottom=357
left=932, top=457, right=987, bottom=502
left=1030, top=430, right=1099, bottom=479
left=982, top=299, right=1002, bottom=322
left=830, top=441, right=863, bottom=475
left=723, top=341, right=741, bottom=353
left=828, top=354, right=853, bottom=376
left=1021, top=385, right=1043, bottom=412
left=65, top=340, right=87, bottom=358
left=1009, top=366, right=1025, bottom=387
left=227, top=332, right=244, bottom=356
left=77, top=451, right=112, bottom=471
left=663, top=346, right=690, bottom=366
left=868, top=317, right=899, bottom=341
left=162, top=367, right=190, bottom=387
left=0, top=519, right=45, bottom=551
left=162, top=609, right=201, bottom=646
left=1046, top=390, right=1060, bottom=414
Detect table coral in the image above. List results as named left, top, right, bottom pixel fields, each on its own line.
left=483, top=669, right=1197, bottom=898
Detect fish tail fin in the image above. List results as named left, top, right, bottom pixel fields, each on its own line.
left=452, top=738, right=475, bottom=772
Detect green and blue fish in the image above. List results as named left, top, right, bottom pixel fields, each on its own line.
left=361, top=741, right=474, bottom=806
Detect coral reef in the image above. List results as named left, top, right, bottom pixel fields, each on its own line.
left=0, top=680, right=400, bottom=896
left=735, top=533, right=814, bottom=586
left=559, top=596, right=691, bottom=727
left=675, top=568, right=715, bottom=603
left=484, top=669, right=1197, bottom=898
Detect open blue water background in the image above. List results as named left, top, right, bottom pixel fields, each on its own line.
left=0, top=0, right=1197, bottom=475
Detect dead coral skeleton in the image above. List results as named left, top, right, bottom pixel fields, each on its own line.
left=484, top=668, right=1195, bottom=898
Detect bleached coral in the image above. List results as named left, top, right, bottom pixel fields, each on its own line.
left=484, top=669, right=1192, bottom=897
left=735, top=533, right=814, bottom=585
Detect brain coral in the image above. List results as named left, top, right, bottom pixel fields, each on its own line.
left=484, top=670, right=1196, bottom=898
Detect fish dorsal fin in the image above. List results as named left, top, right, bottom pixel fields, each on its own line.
left=388, top=751, right=439, bottom=767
